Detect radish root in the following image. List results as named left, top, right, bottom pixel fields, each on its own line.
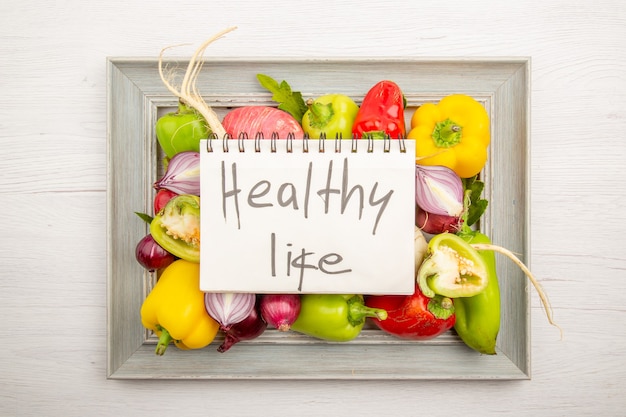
left=471, top=243, right=563, bottom=339
left=158, top=26, right=238, bottom=138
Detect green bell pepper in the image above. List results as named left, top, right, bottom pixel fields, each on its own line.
left=150, top=194, right=200, bottom=263
left=301, top=94, right=359, bottom=139
left=290, top=294, right=387, bottom=342
left=453, top=231, right=501, bottom=355
left=155, top=101, right=211, bottom=159
left=417, top=232, right=489, bottom=298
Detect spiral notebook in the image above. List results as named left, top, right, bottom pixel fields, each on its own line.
left=199, top=136, right=415, bottom=294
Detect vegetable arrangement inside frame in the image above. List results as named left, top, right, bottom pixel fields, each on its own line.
left=134, top=27, right=561, bottom=356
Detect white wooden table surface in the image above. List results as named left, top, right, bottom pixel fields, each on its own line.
left=1, top=1, right=625, bottom=416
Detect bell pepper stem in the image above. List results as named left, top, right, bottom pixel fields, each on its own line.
left=155, top=325, right=173, bottom=356
left=427, top=295, right=455, bottom=320
left=432, top=118, right=462, bottom=148
left=363, top=130, right=387, bottom=139
left=347, top=296, right=388, bottom=326
left=177, top=100, right=189, bottom=114
left=307, top=100, right=334, bottom=129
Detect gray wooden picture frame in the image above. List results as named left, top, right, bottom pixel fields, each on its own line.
left=106, top=57, right=530, bottom=379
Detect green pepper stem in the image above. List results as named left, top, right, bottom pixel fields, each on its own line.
left=177, top=100, right=192, bottom=114
left=307, top=101, right=334, bottom=129
left=362, top=130, right=387, bottom=140
left=427, top=295, right=455, bottom=320
left=432, top=118, right=462, bottom=148
left=347, top=296, right=388, bottom=326
left=155, top=325, right=172, bottom=356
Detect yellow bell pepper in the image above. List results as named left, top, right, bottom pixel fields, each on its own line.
left=408, top=94, right=490, bottom=178
left=140, top=259, right=219, bottom=355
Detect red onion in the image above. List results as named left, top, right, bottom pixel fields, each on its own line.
left=218, top=300, right=267, bottom=353
left=260, top=294, right=301, bottom=331
left=204, top=292, right=256, bottom=330
left=416, top=205, right=462, bottom=235
left=415, top=165, right=464, bottom=217
left=154, top=151, right=200, bottom=195
left=135, top=234, right=176, bottom=271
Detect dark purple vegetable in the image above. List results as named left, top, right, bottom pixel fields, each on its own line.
left=218, top=299, right=267, bottom=353
left=135, top=234, right=176, bottom=271
left=260, top=294, right=301, bottom=332
left=416, top=205, right=462, bottom=234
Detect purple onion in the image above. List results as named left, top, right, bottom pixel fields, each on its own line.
left=218, top=300, right=267, bottom=353
left=415, top=165, right=464, bottom=217
left=135, top=234, right=176, bottom=271
left=260, top=294, right=301, bottom=332
left=204, top=292, right=256, bottom=331
left=154, top=151, right=200, bottom=195
left=416, top=205, right=462, bottom=235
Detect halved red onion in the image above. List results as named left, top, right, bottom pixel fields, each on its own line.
left=154, top=151, right=200, bottom=196
left=204, top=292, right=256, bottom=331
left=218, top=300, right=267, bottom=353
left=415, top=165, right=464, bottom=217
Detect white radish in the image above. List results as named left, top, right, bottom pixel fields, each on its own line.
left=470, top=242, right=563, bottom=338
left=158, top=26, right=238, bottom=138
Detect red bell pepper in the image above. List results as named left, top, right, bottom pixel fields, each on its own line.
left=365, top=283, right=455, bottom=340
left=153, top=189, right=178, bottom=215
left=352, top=80, right=406, bottom=139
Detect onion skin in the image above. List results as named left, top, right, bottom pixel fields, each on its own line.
left=260, top=294, right=301, bottom=332
left=154, top=151, right=200, bottom=196
left=204, top=292, right=256, bottom=330
left=218, top=300, right=267, bottom=353
left=222, top=106, right=305, bottom=139
left=135, top=234, right=177, bottom=271
left=415, top=165, right=464, bottom=217
left=416, top=205, right=462, bottom=234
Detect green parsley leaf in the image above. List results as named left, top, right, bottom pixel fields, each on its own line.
left=256, top=74, right=308, bottom=122
left=135, top=211, right=154, bottom=224
left=462, top=176, right=488, bottom=227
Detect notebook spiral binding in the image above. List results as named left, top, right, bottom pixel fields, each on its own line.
left=205, top=132, right=407, bottom=154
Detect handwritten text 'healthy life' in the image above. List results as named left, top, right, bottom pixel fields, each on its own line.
left=218, top=157, right=395, bottom=289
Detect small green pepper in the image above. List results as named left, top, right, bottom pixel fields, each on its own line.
left=301, top=94, right=359, bottom=139
left=150, top=194, right=200, bottom=263
left=290, top=294, right=387, bottom=342
left=155, top=101, right=211, bottom=159
left=453, top=231, right=501, bottom=355
left=417, top=232, right=489, bottom=298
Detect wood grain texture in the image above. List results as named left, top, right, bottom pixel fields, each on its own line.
left=1, top=0, right=625, bottom=416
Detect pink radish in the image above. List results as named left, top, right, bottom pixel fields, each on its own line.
left=222, top=106, right=305, bottom=139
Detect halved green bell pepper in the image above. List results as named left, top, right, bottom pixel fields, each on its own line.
left=417, top=232, right=488, bottom=298
left=150, top=194, right=200, bottom=263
